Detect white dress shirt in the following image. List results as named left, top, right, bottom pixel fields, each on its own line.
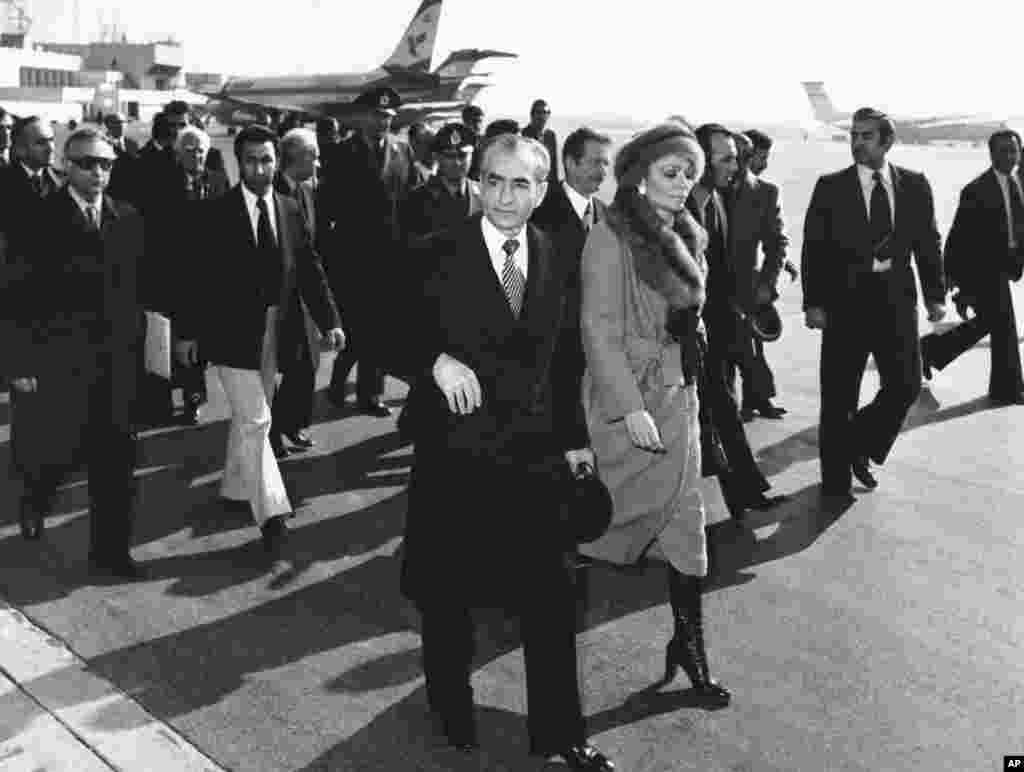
left=67, top=185, right=102, bottom=228
left=563, top=181, right=593, bottom=224
left=993, top=167, right=1024, bottom=248
left=481, top=215, right=528, bottom=284
left=241, top=183, right=278, bottom=244
left=857, top=162, right=895, bottom=225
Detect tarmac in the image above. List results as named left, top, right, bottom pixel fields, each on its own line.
left=0, top=138, right=1022, bottom=771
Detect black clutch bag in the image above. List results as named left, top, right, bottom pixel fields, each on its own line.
left=558, top=461, right=614, bottom=546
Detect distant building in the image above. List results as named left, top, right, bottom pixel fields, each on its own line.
left=39, top=41, right=186, bottom=91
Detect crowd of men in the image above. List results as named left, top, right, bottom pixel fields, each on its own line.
left=1, top=89, right=1023, bottom=770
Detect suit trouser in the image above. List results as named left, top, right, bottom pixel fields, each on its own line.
left=739, top=335, right=778, bottom=407
left=215, top=309, right=291, bottom=526
left=418, top=570, right=585, bottom=754
left=703, top=326, right=770, bottom=507
left=819, top=288, right=921, bottom=491
left=272, top=341, right=316, bottom=437
left=329, top=326, right=385, bottom=404
left=11, top=361, right=136, bottom=560
left=921, top=278, right=1023, bottom=397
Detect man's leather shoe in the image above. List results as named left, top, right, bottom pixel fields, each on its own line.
left=544, top=744, right=615, bottom=771
left=270, top=434, right=290, bottom=459
left=284, top=429, right=315, bottom=450
left=851, top=456, right=878, bottom=490
left=989, top=390, right=1024, bottom=405
left=756, top=403, right=787, bottom=419
left=260, top=515, right=289, bottom=555
left=746, top=492, right=789, bottom=510
left=739, top=406, right=756, bottom=423
left=89, top=554, right=146, bottom=580
left=357, top=399, right=391, bottom=417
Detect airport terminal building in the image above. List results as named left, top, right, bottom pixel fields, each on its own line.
left=0, top=33, right=211, bottom=124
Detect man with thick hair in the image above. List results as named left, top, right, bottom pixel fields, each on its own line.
left=175, top=124, right=344, bottom=562
left=396, top=133, right=614, bottom=771
left=521, top=98, right=559, bottom=187
left=920, top=129, right=1024, bottom=402
left=803, top=107, right=946, bottom=498
left=2, top=127, right=145, bottom=577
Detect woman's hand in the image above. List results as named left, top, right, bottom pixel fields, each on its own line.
left=625, top=409, right=665, bottom=453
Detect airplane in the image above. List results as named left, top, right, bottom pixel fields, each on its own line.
left=802, top=81, right=1015, bottom=145
left=204, top=0, right=517, bottom=132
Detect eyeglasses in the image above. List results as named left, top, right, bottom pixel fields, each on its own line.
left=68, top=156, right=114, bottom=172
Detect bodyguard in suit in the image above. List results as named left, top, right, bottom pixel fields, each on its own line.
left=271, top=128, right=323, bottom=456
left=400, top=122, right=481, bottom=243
left=175, top=125, right=344, bottom=559
left=1, top=128, right=144, bottom=577
left=689, top=123, right=785, bottom=520
left=397, top=134, right=614, bottom=770
left=532, top=126, right=612, bottom=441
left=728, top=131, right=789, bottom=420
left=521, top=98, right=559, bottom=189
left=920, top=130, right=1024, bottom=403
left=802, top=107, right=946, bottom=497
left=323, top=87, right=415, bottom=416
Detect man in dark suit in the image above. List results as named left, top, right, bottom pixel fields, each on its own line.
left=103, top=112, right=139, bottom=158
left=400, top=122, right=481, bottom=243
left=532, top=126, right=611, bottom=446
left=396, top=134, right=613, bottom=770
left=271, top=127, right=323, bottom=456
left=0, top=116, right=63, bottom=269
left=689, top=123, right=786, bottom=520
left=521, top=98, right=559, bottom=189
left=175, top=125, right=344, bottom=560
left=920, top=130, right=1024, bottom=403
left=729, top=131, right=789, bottom=421
left=462, top=103, right=485, bottom=181
left=1, top=128, right=144, bottom=577
left=322, top=87, right=415, bottom=416
left=802, top=107, right=946, bottom=498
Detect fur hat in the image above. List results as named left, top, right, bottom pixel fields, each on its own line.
left=615, top=122, right=699, bottom=189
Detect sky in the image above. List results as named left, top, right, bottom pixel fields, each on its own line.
left=19, top=0, right=1024, bottom=124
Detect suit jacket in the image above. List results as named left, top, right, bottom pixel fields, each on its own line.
left=0, top=163, right=64, bottom=257
left=801, top=164, right=944, bottom=313
left=944, top=168, right=1023, bottom=293
left=522, top=125, right=559, bottom=187
left=1, top=190, right=142, bottom=426
left=177, top=185, right=340, bottom=372
left=398, top=215, right=587, bottom=605
left=400, top=175, right=482, bottom=243
left=728, top=171, right=789, bottom=311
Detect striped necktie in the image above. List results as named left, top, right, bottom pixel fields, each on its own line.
left=501, top=238, right=525, bottom=318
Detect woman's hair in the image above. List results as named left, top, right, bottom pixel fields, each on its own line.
left=614, top=122, right=699, bottom=190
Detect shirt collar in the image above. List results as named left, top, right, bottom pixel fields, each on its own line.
left=241, top=182, right=274, bottom=213
left=857, top=162, right=891, bottom=186
left=481, top=214, right=525, bottom=249
left=67, top=184, right=102, bottom=222
left=562, top=180, right=592, bottom=221
left=20, top=162, right=42, bottom=180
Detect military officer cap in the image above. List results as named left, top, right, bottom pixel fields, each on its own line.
left=354, top=87, right=401, bottom=116
left=432, top=122, right=475, bottom=154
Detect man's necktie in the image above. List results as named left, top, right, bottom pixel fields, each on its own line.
left=1009, top=174, right=1024, bottom=249
left=257, top=197, right=276, bottom=251
left=705, top=195, right=725, bottom=266
left=870, top=170, right=892, bottom=246
left=30, top=174, right=43, bottom=197
left=85, top=205, right=98, bottom=231
left=501, top=238, right=526, bottom=318
left=582, top=201, right=593, bottom=232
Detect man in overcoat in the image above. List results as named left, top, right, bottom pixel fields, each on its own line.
left=396, top=133, right=614, bottom=771
left=802, top=107, right=946, bottom=497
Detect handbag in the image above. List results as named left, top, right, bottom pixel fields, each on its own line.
left=558, top=461, right=614, bottom=546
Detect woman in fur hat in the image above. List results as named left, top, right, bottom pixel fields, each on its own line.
left=579, top=122, right=730, bottom=704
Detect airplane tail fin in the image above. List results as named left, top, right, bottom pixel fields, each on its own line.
left=432, top=48, right=517, bottom=79
left=802, top=81, right=841, bottom=122
left=382, top=0, right=443, bottom=73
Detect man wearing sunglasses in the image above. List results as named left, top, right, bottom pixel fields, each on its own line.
left=3, top=127, right=146, bottom=579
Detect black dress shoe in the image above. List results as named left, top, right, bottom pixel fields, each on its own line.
left=746, top=492, right=789, bottom=510
left=357, top=399, right=392, bottom=417
left=756, top=403, right=787, bottom=419
left=283, top=429, right=315, bottom=450
left=89, top=555, right=146, bottom=580
left=851, top=456, right=878, bottom=490
left=739, top=407, right=756, bottom=423
left=260, top=515, right=289, bottom=555
left=269, top=434, right=290, bottom=459
left=543, top=744, right=616, bottom=771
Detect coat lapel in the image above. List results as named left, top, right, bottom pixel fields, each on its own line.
left=517, top=223, right=554, bottom=329
left=846, top=165, right=870, bottom=232
left=232, top=186, right=257, bottom=248
left=461, top=216, right=518, bottom=331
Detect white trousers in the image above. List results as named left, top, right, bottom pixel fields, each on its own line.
left=215, top=308, right=290, bottom=527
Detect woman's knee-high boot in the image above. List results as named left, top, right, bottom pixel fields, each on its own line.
left=665, top=567, right=731, bottom=705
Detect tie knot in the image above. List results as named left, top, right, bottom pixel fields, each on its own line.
left=257, top=197, right=269, bottom=215
left=502, top=239, right=520, bottom=259
left=872, top=170, right=884, bottom=185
